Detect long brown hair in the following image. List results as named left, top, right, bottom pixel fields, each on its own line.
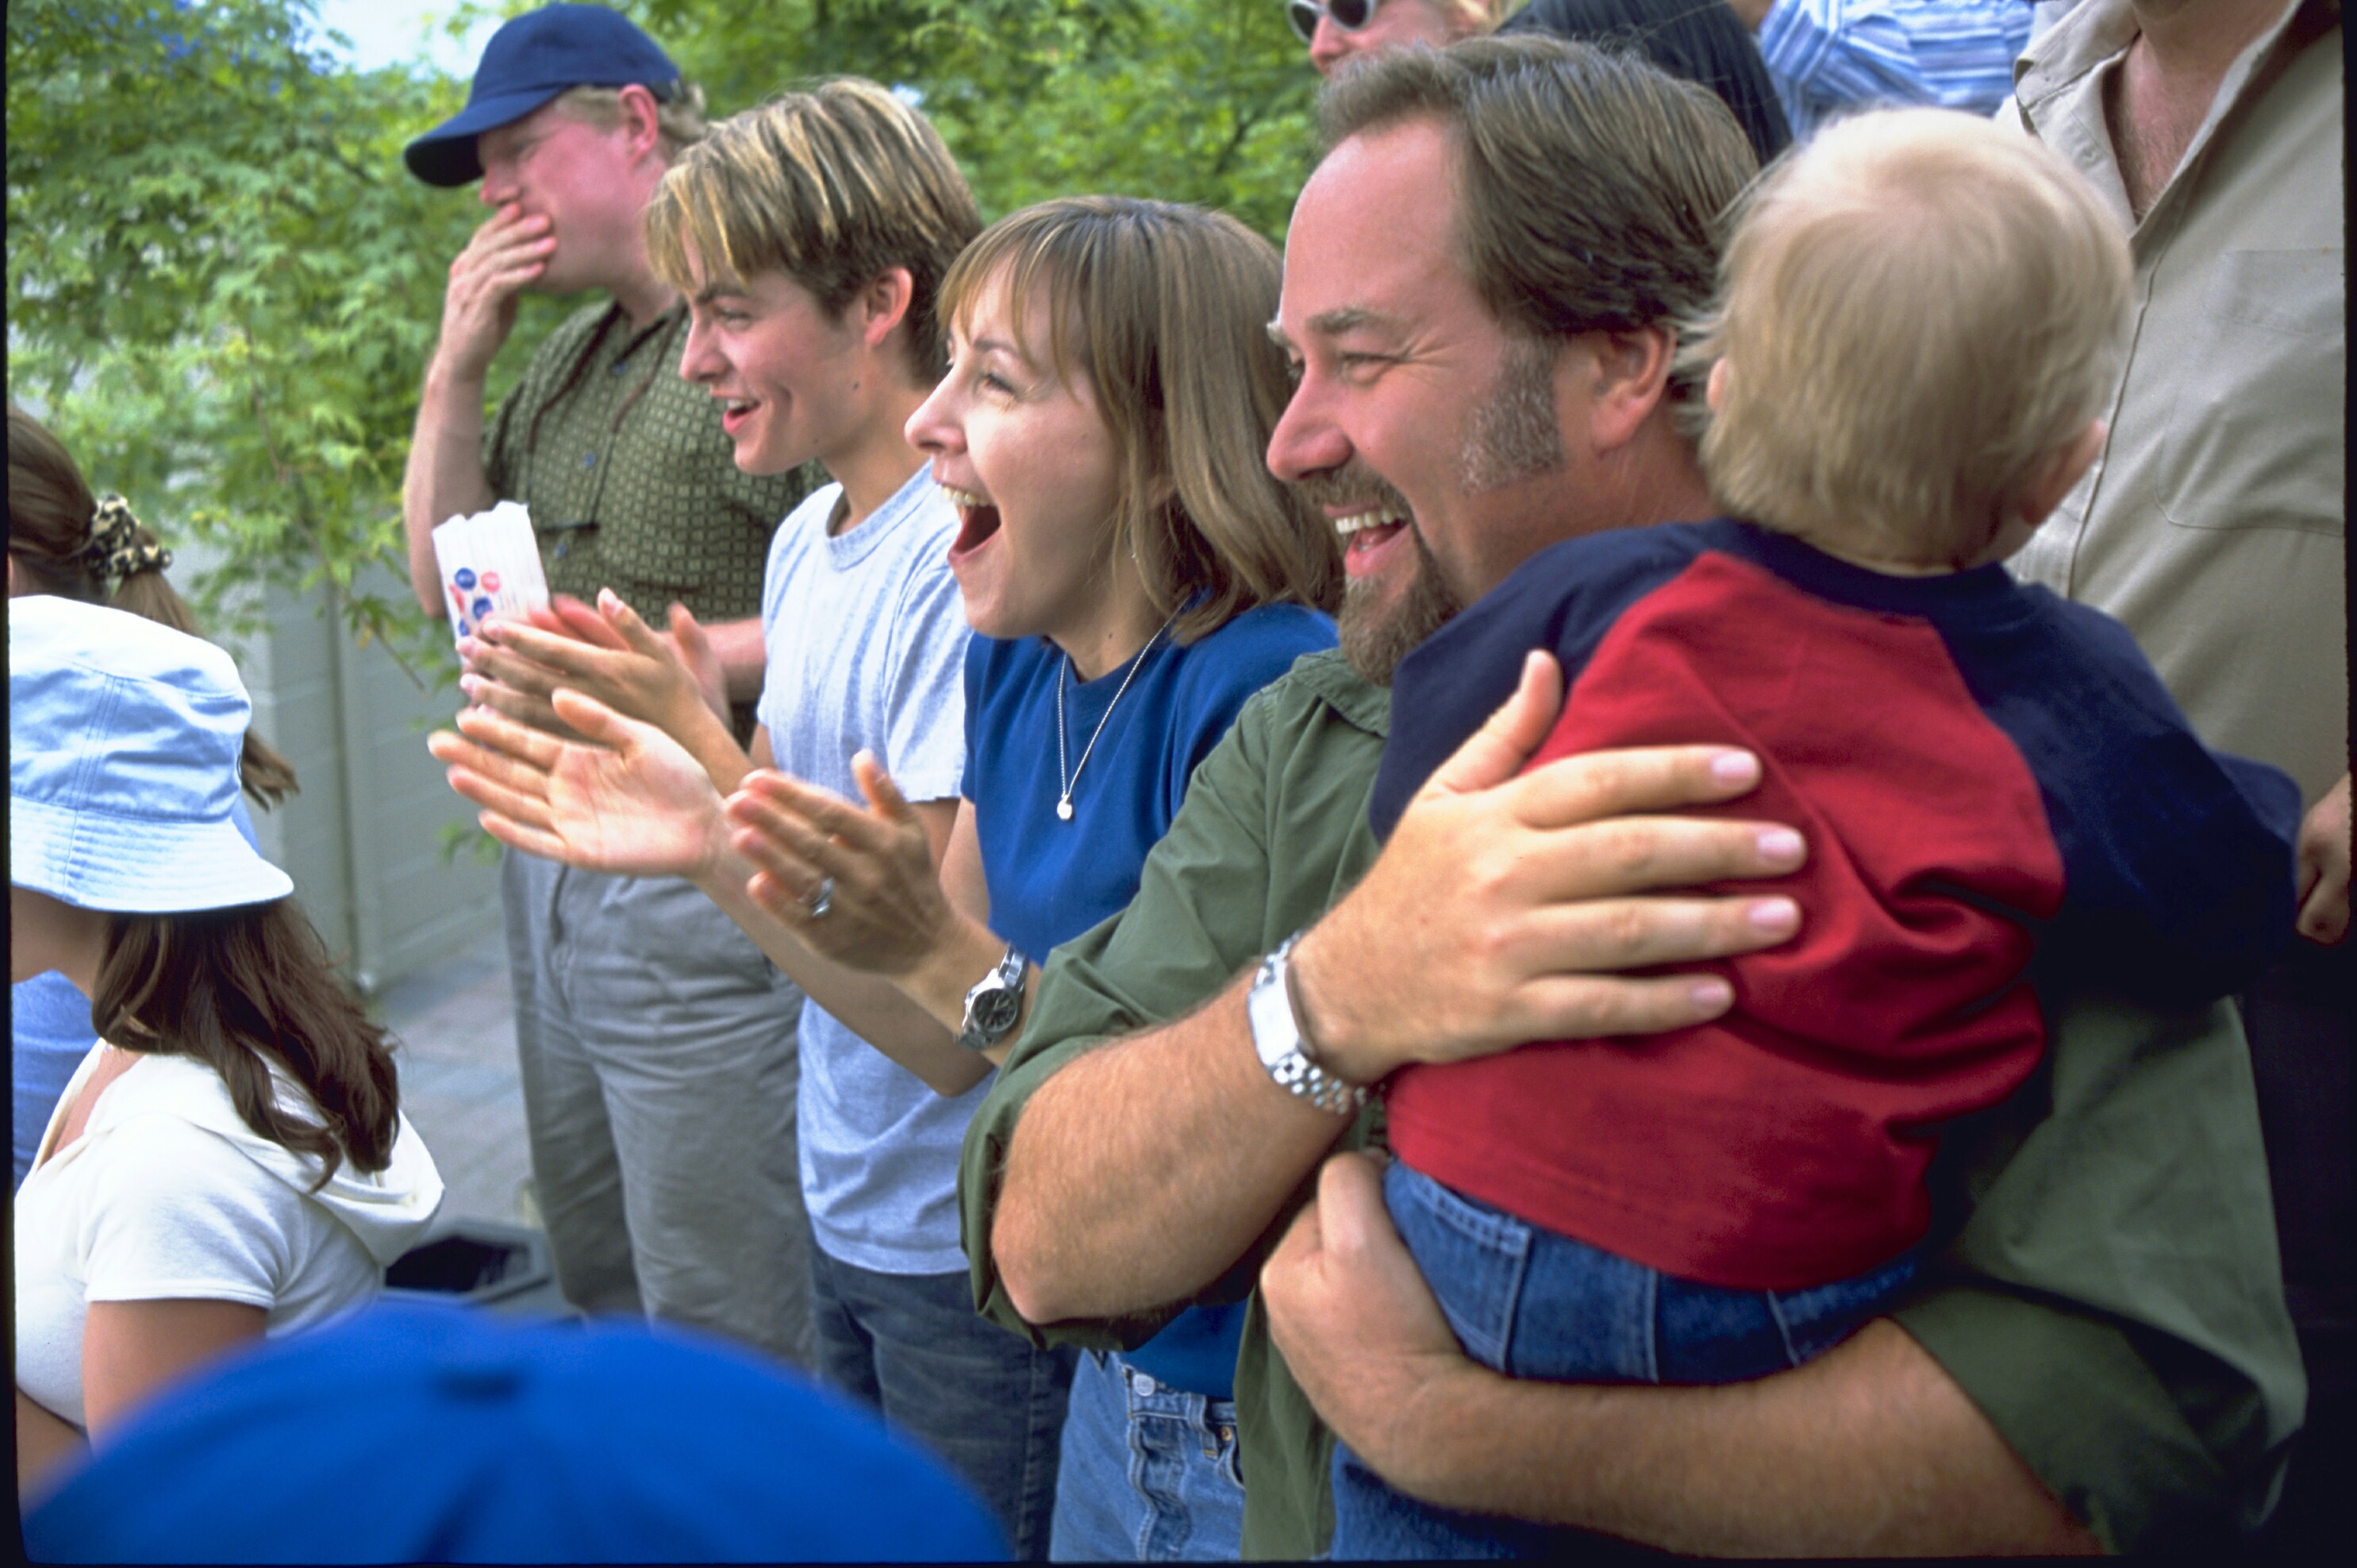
left=938, top=198, right=1344, bottom=645
left=7, top=405, right=299, bottom=807
left=90, top=901, right=400, bottom=1187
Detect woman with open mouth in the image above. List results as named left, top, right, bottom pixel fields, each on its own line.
left=438, top=193, right=1339, bottom=1559
left=721, top=195, right=1342, bottom=1562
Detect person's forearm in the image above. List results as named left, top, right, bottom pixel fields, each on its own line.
left=1363, top=1320, right=2101, bottom=1556
left=676, top=703, right=756, bottom=797
left=994, top=975, right=1355, bottom=1324
left=16, top=1387, right=83, bottom=1501
left=694, top=856, right=988, bottom=1097
left=402, top=355, right=498, bottom=617
left=703, top=617, right=769, bottom=705
left=898, top=908, right=1021, bottom=1039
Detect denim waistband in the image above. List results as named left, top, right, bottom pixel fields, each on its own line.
left=1102, top=1351, right=1238, bottom=1422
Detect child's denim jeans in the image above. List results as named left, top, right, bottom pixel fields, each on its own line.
left=1328, top=1160, right=1917, bottom=1559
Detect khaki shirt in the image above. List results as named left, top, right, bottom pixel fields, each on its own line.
left=2008, top=0, right=2338, bottom=806
left=2006, top=0, right=2345, bottom=806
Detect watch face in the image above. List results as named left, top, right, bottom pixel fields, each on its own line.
left=974, top=985, right=1023, bottom=1038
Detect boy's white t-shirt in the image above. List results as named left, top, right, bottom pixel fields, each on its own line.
left=756, top=466, right=976, bottom=1274
left=13, top=1043, right=444, bottom=1428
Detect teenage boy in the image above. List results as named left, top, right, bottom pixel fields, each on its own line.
left=399, top=2, right=815, bottom=1367
left=438, top=83, right=1077, bottom=1558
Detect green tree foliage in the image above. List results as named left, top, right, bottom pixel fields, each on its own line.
left=11, top=0, right=493, bottom=674
left=641, top=0, right=1316, bottom=240
left=7, top=0, right=1313, bottom=677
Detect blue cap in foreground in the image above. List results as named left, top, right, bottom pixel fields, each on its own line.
left=403, top=4, right=681, bottom=187
left=25, top=1303, right=1007, bottom=1563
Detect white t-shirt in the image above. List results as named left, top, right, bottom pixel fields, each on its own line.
left=13, top=1044, right=444, bottom=1428
left=756, top=466, right=976, bottom=1274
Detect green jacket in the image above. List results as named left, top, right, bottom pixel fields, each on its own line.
left=959, top=649, right=2304, bottom=1556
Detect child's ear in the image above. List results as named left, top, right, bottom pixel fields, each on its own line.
left=2017, top=419, right=2107, bottom=528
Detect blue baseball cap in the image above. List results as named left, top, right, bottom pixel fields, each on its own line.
left=10, top=596, right=292, bottom=913
left=403, top=4, right=682, bottom=188
left=25, top=1303, right=1010, bottom=1562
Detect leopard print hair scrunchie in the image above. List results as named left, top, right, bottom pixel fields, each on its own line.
left=79, top=495, right=172, bottom=580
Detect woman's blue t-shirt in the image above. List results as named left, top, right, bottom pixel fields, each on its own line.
left=962, top=602, right=1335, bottom=1397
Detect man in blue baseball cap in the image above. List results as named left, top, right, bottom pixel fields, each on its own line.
left=398, top=5, right=819, bottom=1377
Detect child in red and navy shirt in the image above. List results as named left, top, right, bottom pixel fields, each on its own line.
left=1333, top=109, right=2301, bottom=1559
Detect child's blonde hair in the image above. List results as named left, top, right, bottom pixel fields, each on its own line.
left=1695, top=108, right=2130, bottom=566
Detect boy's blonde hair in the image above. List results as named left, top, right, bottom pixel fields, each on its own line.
left=643, top=79, right=982, bottom=382
left=1696, top=108, right=2131, bottom=565
left=937, top=198, right=1342, bottom=644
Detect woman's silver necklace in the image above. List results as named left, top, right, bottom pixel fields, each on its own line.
left=1055, top=613, right=1179, bottom=822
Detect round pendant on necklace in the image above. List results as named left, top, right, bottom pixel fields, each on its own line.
left=1056, top=798, right=1075, bottom=821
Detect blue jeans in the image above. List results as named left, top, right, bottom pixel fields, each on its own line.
left=1049, top=1351, right=1245, bottom=1561
left=1330, top=1162, right=1917, bottom=1559
left=811, top=1245, right=1079, bottom=1560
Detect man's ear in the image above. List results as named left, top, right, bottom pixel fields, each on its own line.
left=1446, top=2, right=1495, bottom=43
left=2015, top=419, right=2107, bottom=528
left=613, top=83, right=665, bottom=167
left=1578, top=325, right=1678, bottom=455
left=856, top=267, right=917, bottom=352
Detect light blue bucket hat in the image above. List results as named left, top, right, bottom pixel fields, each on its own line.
left=10, top=596, right=293, bottom=913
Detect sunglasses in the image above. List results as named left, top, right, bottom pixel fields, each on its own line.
left=1286, top=0, right=1383, bottom=45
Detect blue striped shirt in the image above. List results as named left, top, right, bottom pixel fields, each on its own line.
left=1759, top=0, right=2039, bottom=137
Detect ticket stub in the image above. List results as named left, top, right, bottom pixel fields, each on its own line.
left=430, top=502, right=550, bottom=646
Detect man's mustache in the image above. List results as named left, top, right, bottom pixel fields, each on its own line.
left=1287, top=463, right=1413, bottom=520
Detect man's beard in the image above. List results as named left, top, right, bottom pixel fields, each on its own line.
left=1460, top=331, right=1565, bottom=494
left=1339, top=528, right=1463, bottom=686
left=1291, top=465, right=1455, bottom=686
left=1297, top=335, right=1560, bottom=686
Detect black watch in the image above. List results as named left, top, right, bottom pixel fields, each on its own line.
left=958, top=945, right=1029, bottom=1053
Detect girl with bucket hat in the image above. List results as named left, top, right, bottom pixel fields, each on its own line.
left=11, top=596, right=443, bottom=1501
left=8, top=405, right=300, bottom=1191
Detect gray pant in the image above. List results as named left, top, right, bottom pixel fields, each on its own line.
left=502, top=849, right=813, bottom=1366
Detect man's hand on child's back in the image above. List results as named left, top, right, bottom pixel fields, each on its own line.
left=1290, top=651, right=1809, bottom=1088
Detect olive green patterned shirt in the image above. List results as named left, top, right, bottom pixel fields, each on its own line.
left=958, top=649, right=2305, bottom=1558
left=482, top=298, right=814, bottom=625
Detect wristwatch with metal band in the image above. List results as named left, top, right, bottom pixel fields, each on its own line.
left=1248, top=932, right=1367, bottom=1116
left=958, top=944, right=1030, bottom=1053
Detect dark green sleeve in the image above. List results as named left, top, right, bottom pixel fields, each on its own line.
left=1895, top=986, right=2305, bottom=1554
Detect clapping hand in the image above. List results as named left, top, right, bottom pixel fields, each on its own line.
left=459, top=590, right=728, bottom=749
left=725, top=753, right=955, bottom=974
left=429, top=688, right=729, bottom=881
